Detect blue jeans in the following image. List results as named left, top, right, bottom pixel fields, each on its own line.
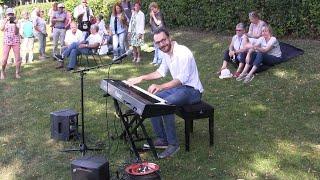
left=63, top=42, right=91, bottom=69
left=151, top=85, right=202, bottom=146
left=36, top=32, right=46, bottom=55
left=152, top=43, right=163, bottom=64
left=112, top=32, right=126, bottom=58
left=249, top=52, right=283, bottom=67
left=223, top=49, right=246, bottom=64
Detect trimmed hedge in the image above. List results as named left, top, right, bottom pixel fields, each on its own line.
left=14, top=1, right=320, bottom=38
left=139, top=0, right=320, bottom=38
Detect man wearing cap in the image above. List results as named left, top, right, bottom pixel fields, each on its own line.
left=51, top=3, right=67, bottom=58
left=74, top=0, right=93, bottom=34
left=55, top=24, right=102, bottom=71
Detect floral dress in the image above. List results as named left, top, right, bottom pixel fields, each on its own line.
left=129, top=12, right=144, bottom=47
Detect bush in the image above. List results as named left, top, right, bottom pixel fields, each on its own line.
left=14, top=3, right=53, bottom=20
left=139, top=0, right=320, bottom=38
left=17, top=1, right=319, bottom=38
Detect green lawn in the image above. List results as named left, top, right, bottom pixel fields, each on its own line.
left=0, top=30, right=319, bottom=179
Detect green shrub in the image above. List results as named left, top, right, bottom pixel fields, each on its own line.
left=14, top=3, right=52, bottom=20
left=139, top=0, right=320, bottom=38
left=16, top=1, right=319, bottom=38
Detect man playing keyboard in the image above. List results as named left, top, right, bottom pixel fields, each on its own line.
left=125, top=28, right=203, bottom=159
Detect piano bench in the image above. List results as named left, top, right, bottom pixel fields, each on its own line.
left=176, top=101, right=214, bottom=151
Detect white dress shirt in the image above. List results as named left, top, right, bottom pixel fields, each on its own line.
left=157, top=42, right=204, bottom=93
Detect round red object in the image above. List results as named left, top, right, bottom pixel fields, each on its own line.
left=125, top=162, right=160, bottom=176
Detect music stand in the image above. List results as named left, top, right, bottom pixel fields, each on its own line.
left=62, top=68, right=103, bottom=156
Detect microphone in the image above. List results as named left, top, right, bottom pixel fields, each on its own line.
left=111, top=48, right=133, bottom=64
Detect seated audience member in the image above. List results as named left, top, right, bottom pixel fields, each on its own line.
left=217, top=23, right=248, bottom=77
left=55, top=24, right=102, bottom=71
left=236, top=25, right=283, bottom=83
left=247, top=11, right=266, bottom=45
left=0, top=8, right=21, bottom=80
left=19, top=11, right=34, bottom=64
left=55, top=21, right=84, bottom=68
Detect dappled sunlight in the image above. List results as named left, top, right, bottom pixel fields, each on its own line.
left=273, top=69, right=298, bottom=80
left=212, top=42, right=222, bottom=49
left=276, top=140, right=298, bottom=155
left=0, top=159, right=23, bottom=179
left=250, top=104, right=268, bottom=112
left=250, top=155, right=279, bottom=177
left=0, top=134, right=16, bottom=145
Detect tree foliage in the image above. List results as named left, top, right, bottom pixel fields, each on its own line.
left=14, top=0, right=320, bottom=38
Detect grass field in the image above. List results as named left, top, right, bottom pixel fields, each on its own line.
left=0, top=30, right=319, bottom=179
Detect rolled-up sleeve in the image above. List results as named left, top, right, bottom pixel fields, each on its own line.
left=156, top=62, right=168, bottom=77
left=175, top=53, right=193, bottom=84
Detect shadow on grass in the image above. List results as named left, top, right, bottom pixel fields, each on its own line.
left=0, top=30, right=319, bottom=179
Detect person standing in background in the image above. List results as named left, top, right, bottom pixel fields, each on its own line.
left=33, top=9, right=48, bottom=60
left=51, top=3, right=67, bottom=58
left=109, top=2, right=128, bottom=60
left=74, top=0, right=94, bottom=37
left=19, top=11, right=34, bottom=64
left=149, top=2, right=165, bottom=66
left=128, top=2, right=145, bottom=63
left=0, top=2, right=4, bottom=20
left=121, top=0, right=132, bottom=20
left=0, top=8, right=21, bottom=80
left=48, top=2, right=58, bottom=39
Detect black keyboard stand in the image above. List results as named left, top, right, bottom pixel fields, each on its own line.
left=113, top=99, right=158, bottom=161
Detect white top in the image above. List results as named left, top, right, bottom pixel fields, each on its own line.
left=157, top=42, right=204, bottom=93
left=128, top=10, right=145, bottom=34
left=256, top=36, right=282, bottom=57
left=33, top=16, right=46, bottom=34
left=96, top=20, right=107, bottom=36
left=231, top=34, right=246, bottom=50
left=248, top=20, right=266, bottom=38
left=64, top=29, right=84, bottom=45
left=86, top=33, right=102, bottom=45
left=73, top=5, right=93, bottom=21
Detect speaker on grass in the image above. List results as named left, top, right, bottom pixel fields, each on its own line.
left=71, top=156, right=110, bottom=180
left=50, top=108, right=79, bottom=141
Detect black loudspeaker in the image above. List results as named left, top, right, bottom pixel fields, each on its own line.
left=71, top=156, right=110, bottom=180
left=50, top=108, right=79, bottom=141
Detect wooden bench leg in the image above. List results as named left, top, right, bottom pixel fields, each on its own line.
left=209, top=113, right=214, bottom=146
left=185, top=118, right=192, bottom=151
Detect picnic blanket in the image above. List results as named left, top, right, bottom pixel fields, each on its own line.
left=256, top=42, right=304, bottom=72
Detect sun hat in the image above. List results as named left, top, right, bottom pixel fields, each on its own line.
left=219, top=68, right=233, bottom=79
left=6, top=8, right=15, bottom=15
left=57, top=3, right=65, bottom=8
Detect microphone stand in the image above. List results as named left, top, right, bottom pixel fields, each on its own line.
left=62, top=61, right=118, bottom=156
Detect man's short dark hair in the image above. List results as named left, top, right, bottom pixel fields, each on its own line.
left=153, top=27, right=170, bottom=37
